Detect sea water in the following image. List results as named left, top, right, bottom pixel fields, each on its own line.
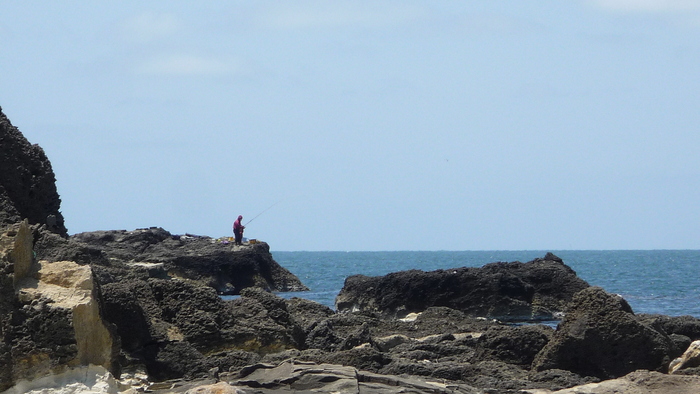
left=266, top=250, right=700, bottom=318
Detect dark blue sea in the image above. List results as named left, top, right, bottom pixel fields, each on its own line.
left=265, top=250, right=700, bottom=318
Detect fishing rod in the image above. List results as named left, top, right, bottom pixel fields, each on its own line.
left=244, top=200, right=282, bottom=227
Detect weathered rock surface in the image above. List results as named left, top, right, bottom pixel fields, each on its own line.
left=473, top=324, right=553, bottom=366
left=532, top=286, right=674, bottom=380
left=0, top=221, right=118, bottom=392
left=670, top=340, right=700, bottom=374
left=97, top=278, right=307, bottom=382
left=336, top=252, right=590, bottom=321
left=1, top=365, right=120, bottom=394
left=0, top=107, right=67, bottom=236
left=637, top=314, right=700, bottom=341
left=531, top=369, right=700, bottom=394
left=35, top=227, right=307, bottom=295
left=227, top=359, right=481, bottom=394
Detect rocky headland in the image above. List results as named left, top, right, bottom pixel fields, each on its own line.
left=3, top=106, right=700, bottom=393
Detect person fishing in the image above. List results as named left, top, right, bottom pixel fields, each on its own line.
left=233, top=215, right=245, bottom=245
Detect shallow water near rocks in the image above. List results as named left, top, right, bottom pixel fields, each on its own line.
left=256, top=250, right=700, bottom=318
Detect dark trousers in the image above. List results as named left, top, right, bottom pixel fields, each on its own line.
left=234, top=230, right=243, bottom=245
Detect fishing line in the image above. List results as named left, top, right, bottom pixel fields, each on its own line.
left=244, top=200, right=283, bottom=226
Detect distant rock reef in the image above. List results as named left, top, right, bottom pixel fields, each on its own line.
left=336, top=252, right=589, bottom=321
left=3, top=106, right=700, bottom=393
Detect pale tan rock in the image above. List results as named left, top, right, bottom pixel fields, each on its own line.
left=525, top=370, right=700, bottom=394
left=374, top=334, right=411, bottom=352
left=10, top=219, right=34, bottom=286
left=399, top=312, right=421, bottom=322
left=670, top=340, right=700, bottom=374
left=184, top=381, right=245, bottom=394
left=17, top=259, right=116, bottom=370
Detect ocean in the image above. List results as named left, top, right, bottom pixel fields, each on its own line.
left=266, top=250, right=700, bottom=318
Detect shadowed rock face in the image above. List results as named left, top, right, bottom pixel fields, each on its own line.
left=532, top=286, right=674, bottom=380
left=0, top=107, right=67, bottom=236
left=98, top=280, right=308, bottom=381
left=335, top=253, right=589, bottom=321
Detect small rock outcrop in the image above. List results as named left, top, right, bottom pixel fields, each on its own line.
left=0, top=107, right=67, bottom=236
left=0, top=221, right=118, bottom=392
left=532, top=286, right=674, bottom=380
left=335, top=253, right=589, bottom=321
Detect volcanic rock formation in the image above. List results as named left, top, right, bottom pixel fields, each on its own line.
left=532, top=286, right=675, bottom=379
left=335, top=252, right=590, bottom=321
left=34, top=227, right=308, bottom=295
left=0, top=107, right=67, bottom=236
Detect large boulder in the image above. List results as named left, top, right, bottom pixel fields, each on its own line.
left=0, top=221, right=118, bottom=391
left=335, top=253, right=589, bottom=321
left=0, top=107, right=67, bottom=236
left=99, top=280, right=307, bottom=381
left=532, top=286, right=674, bottom=380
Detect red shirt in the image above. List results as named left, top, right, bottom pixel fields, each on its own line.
left=233, top=217, right=243, bottom=232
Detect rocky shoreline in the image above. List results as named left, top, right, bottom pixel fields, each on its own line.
left=4, top=225, right=700, bottom=394
left=3, top=107, right=700, bottom=393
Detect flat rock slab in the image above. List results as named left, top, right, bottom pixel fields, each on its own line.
left=224, top=360, right=481, bottom=394
left=526, top=370, right=700, bottom=394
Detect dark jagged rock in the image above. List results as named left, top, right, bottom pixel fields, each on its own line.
left=99, top=280, right=307, bottom=381
left=335, top=253, right=589, bottom=321
left=474, top=324, right=554, bottom=366
left=637, top=314, right=700, bottom=341
left=34, top=227, right=308, bottom=295
left=0, top=107, right=67, bottom=236
left=317, top=346, right=393, bottom=373
left=68, top=228, right=308, bottom=295
left=532, top=286, right=674, bottom=380
left=637, top=314, right=700, bottom=360
left=99, top=278, right=224, bottom=380
left=285, top=297, right=335, bottom=333
left=228, top=286, right=306, bottom=351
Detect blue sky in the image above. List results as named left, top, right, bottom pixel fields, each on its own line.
left=2, top=1, right=699, bottom=251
